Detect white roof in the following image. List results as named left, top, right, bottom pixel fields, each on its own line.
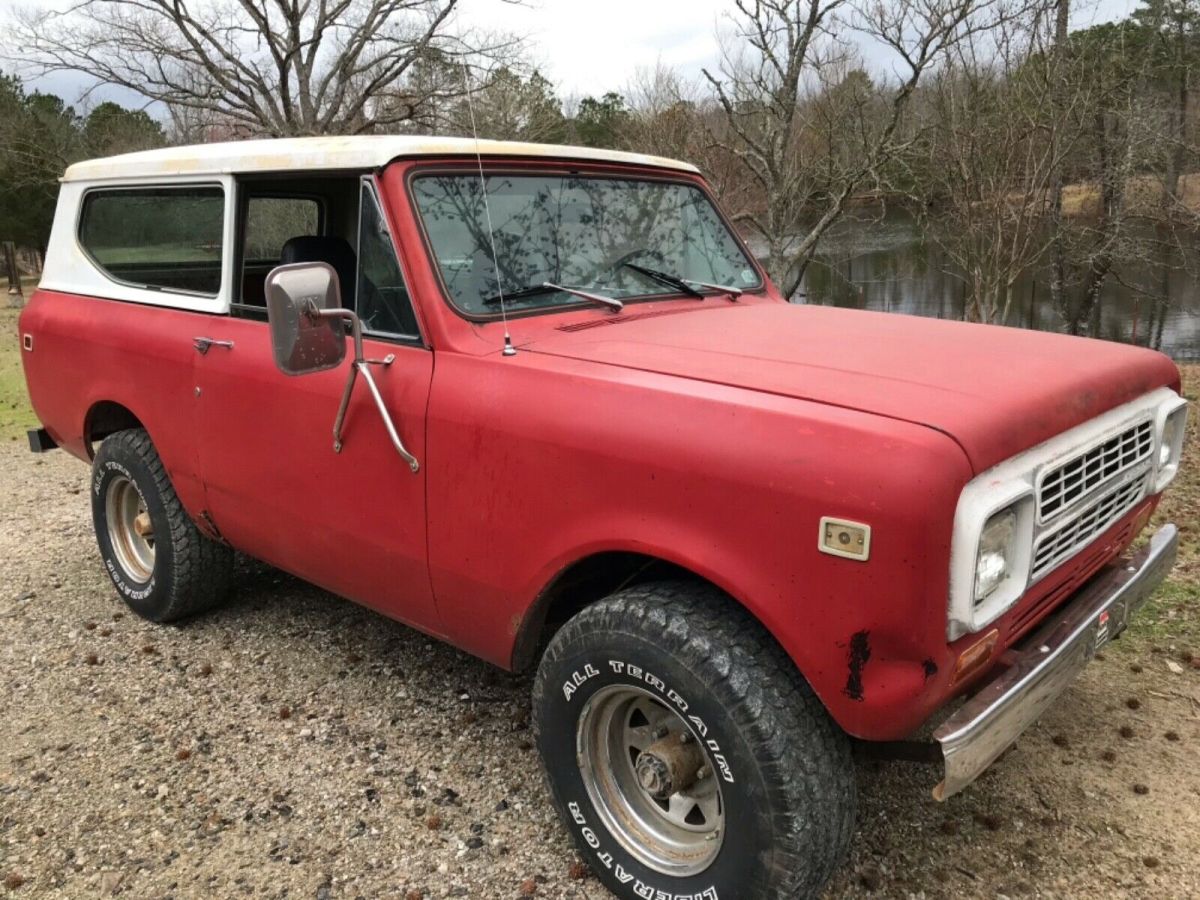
left=62, top=135, right=699, bottom=182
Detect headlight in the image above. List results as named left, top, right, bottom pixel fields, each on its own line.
left=1154, top=401, right=1188, bottom=493
left=949, top=489, right=1035, bottom=641
left=950, top=388, right=1182, bottom=642
left=975, top=508, right=1016, bottom=602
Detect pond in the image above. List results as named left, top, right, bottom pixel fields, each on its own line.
left=768, top=213, right=1200, bottom=361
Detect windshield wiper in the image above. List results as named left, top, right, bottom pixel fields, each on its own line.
left=622, top=262, right=743, bottom=301
left=480, top=284, right=560, bottom=305
left=481, top=282, right=623, bottom=312
left=621, top=262, right=705, bottom=298
left=683, top=278, right=744, bottom=300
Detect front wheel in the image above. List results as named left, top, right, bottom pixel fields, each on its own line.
left=533, top=582, right=856, bottom=900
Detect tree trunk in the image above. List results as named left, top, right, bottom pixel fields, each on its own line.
left=1164, top=13, right=1189, bottom=211
left=1048, top=0, right=1071, bottom=320
left=4, top=242, right=23, bottom=309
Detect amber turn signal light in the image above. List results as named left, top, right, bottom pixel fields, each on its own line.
left=951, top=629, right=999, bottom=687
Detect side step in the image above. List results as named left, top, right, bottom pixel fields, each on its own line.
left=27, top=428, right=58, bottom=453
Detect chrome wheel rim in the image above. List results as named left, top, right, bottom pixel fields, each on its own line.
left=576, top=685, right=724, bottom=876
left=105, top=476, right=155, bottom=582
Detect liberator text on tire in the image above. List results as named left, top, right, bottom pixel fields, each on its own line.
left=533, top=581, right=856, bottom=900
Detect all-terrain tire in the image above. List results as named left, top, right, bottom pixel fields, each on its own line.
left=533, top=580, right=857, bottom=900
left=91, top=428, right=233, bottom=622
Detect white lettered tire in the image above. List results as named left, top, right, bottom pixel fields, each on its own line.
left=91, top=428, right=233, bottom=622
left=533, top=581, right=856, bottom=900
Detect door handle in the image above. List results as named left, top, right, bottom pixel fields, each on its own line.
left=194, top=337, right=235, bottom=355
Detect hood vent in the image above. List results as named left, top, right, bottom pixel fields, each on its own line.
left=556, top=306, right=715, bottom=333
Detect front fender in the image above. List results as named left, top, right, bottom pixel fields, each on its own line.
left=425, top=350, right=975, bottom=740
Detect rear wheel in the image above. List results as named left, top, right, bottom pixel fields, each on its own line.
left=91, top=428, right=233, bottom=622
left=533, top=581, right=856, bottom=900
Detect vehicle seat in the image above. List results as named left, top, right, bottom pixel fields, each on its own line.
left=280, top=236, right=358, bottom=310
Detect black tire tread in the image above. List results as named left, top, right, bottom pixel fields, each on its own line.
left=534, top=580, right=856, bottom=900
left=98, top=428, right=233, bottom=621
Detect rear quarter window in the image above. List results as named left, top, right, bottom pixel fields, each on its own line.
left=78, top=186, right=225, bottom=295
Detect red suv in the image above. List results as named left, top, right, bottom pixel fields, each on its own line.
left=19, top=137, right=1188, bottom=900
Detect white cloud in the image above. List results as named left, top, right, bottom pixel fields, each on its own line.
left=461, top=0, right=729, bottom=97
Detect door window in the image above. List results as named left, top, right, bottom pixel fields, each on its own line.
left=238, top=195, right=322, bottom=307
left=243, top=197, right=321, bottom=263
left=357, top=180, right=419, bottom=338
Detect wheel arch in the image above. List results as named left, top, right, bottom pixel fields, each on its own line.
left=83, top=400, right=146, bottom=459
left=510, top=548, right=812, bottom=701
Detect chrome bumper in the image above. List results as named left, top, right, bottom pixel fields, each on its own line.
left=933, top=523, right=1179, bottom=800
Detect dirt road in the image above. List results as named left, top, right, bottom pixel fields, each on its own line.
left=2, top=444, right=1198, bottom=899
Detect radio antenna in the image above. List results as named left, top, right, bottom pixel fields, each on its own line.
left=458, top=50, right=516, bottom=356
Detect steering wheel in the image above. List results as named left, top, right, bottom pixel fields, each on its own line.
left=600, top=247, right=667, bottom=286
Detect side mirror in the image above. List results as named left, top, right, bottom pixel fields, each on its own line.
left=264, top=261, right=347, bottom=376
left=263, top=259, right=420, bottom=473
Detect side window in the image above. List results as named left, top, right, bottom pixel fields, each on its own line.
left=357, top=180, right=419, bottom=338
left=243, top=197, right=320, bottom=263
left=239, top=195, right=321, bottom=307
left=79, top=186, right=224, bottom=295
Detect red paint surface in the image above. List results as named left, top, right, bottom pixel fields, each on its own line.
left=17, top=156, right=1182, bottom=741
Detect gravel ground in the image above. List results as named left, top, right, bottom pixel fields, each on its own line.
left=2, top=443, right=1199, bottom=899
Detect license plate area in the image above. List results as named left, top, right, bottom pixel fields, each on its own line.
left=1092, top=592, right=1135, bottom=654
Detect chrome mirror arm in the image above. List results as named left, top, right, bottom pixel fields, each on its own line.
left=311, top=305, right=420, bottom=473
left=356, top=361, right=420, bottom=473
left=331, top=360, right=359, bottom=454
left=308, top=305, right=366, bottom=361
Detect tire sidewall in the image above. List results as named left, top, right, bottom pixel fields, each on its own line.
left=536, top=630, right=775, bottom=900
left=91, top=440, right=175, bottom=620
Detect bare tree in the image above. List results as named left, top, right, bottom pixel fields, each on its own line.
left=1044, top=14, right=1181, bottom=335
left=903, top=6, right=1077, bottom=323
left=440, top=67, right=566, bottom=141
left=12, top=0, right=521, bottom=137
left=702, top=0, right=1012, bottom=299
left=1046, top=0, right=1070, bottom=316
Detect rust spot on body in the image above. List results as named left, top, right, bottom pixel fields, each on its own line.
left=844, top=631, right=871, bottom=701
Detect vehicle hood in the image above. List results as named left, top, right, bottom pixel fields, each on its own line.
left=522, top=302, right=1180, bottom=473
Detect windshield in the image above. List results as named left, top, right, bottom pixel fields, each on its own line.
left=410, top=173, right=762, bottom=315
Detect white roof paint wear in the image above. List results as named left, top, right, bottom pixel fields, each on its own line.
left=61, top=135, right=699, bottom=182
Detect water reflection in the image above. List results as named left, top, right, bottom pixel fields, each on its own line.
left=764, top=212, right=1200, bottom=360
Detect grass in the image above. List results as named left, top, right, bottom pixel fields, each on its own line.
left=1128, top=363, right=1200, bottom=651
left=0, top=295, right=1196, bottom=640
left=0, top=305, right=39, bottom=445
left=1061, top=173, right=1200, bottom=218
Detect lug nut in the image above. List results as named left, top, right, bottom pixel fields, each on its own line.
left=679, top=732, right=692, bottom=745
left=696, top=765, right=710, bottom=780
left=652, top=724, right=669, bottom=739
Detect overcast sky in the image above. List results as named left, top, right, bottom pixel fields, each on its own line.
left=463, top=0, right=1141, bottom=96
left=5, top=0, right=1145, bottom=107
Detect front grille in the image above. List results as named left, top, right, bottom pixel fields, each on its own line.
left=1038, top=420, right=1153, bottom=522
left=1031, top=477, right=1145, bottom=581
left=1011, top=518, right=1135, bottom=639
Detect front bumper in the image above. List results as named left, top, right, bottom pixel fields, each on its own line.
left=933, top=523, right=1179, bottom=800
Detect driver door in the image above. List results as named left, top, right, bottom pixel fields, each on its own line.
left=194, top=176, right=441, bottom=634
